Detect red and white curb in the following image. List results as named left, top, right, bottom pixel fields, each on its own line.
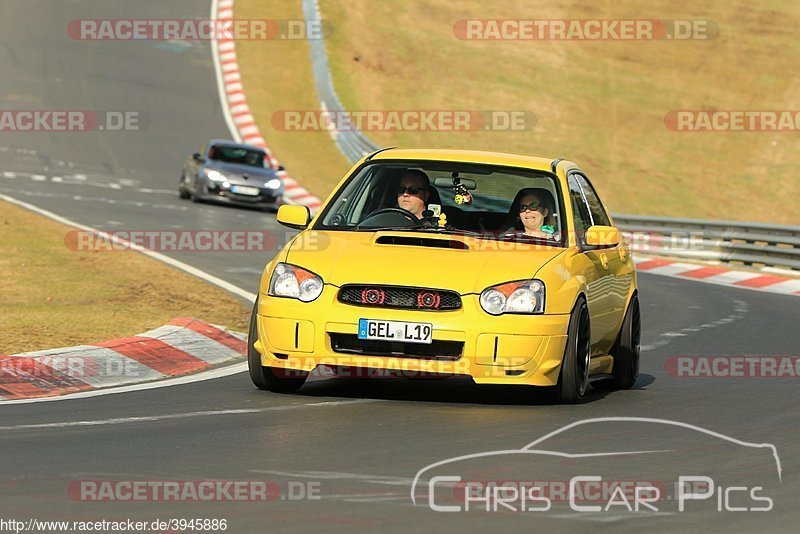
left=0, top=318, right=245, bottom=400
left=212, top=0, right=323, bottom=212
left=634, top=256, right=800, bottom=297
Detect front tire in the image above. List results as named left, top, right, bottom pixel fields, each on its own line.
left=555, top=298, right=591, bottom=404
left=190, top=177, right=204, bottom=203
left=178, top=173, right=190, bottom=199
left=247, top=298, right=308, bottom=393
left=612, top=294, right=641, bottom=389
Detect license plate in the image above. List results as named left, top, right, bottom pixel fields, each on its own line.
left=230, top=185, right=259, bottom=196
left=358, top=319, right=432, bottom=344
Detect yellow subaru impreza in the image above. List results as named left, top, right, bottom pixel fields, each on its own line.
left=248, top=149, right=639, bottom=403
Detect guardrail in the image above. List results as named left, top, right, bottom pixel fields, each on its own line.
left=615, top=215, right=800, bottom=272
left=302, top=0, right=380, bottom=162
left=301, top=0, right=799, bottom=273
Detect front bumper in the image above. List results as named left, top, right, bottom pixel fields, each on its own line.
left=255, top=285, right=570, bottom=386
left=202, top=180, right=282, bottom=205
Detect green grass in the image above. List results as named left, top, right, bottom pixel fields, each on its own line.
left=237, top=0, right=800, bottom=225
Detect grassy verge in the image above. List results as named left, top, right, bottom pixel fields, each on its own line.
left=0, top=201, right=250, bottom=355
left=237, top=0, right=799, bottom=225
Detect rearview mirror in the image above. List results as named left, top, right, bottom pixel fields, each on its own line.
left=585, top=225, right=621, bottom=247
left=277, top=205, right=311, bottom=230
left=433, top=177, right=477, bottom=190
left=192, top=152, right=205, bottom=163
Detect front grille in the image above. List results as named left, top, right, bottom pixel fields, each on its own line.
left=338, top=285, right=462, bottom=311
left=329, top=334, right=463, bottom=360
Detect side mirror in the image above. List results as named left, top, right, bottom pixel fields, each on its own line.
left=277, top=165, right=286, bottom=171
left=585, top=225, right=621, bottom=247
left=192, top=152, right=205, bottom=163
left=277, top=205, right=311, bottom=230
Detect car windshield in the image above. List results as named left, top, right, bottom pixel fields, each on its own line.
left=316, top=161, right=565, bottom=245
left=209, top=145, right=266, bottom=168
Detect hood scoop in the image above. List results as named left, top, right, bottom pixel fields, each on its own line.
left=375, top=235, right=469, bottom=250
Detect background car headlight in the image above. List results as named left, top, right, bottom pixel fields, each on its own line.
left=205, top=169, right=226, bottom=182
left=268, top=263, right=324, bottom=302
left=479, top=279, right=545, bottom=315
left=265, top=178, right=282, bottom=189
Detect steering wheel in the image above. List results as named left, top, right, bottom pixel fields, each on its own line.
left=359, top=207, right=422, bottom=227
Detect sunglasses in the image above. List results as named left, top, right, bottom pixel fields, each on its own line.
left=397, top=185, right=427, bottom=196
left=518, top=202, right=542, bottom=213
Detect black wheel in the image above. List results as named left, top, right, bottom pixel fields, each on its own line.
left=247, top=298, right=308, bottom=393
left=178, top=174, right=190, bottom=199
left=612, top=294, right=641, bottom=389
left=190, top=177, right=204, bottom=203
left=555, top=297, right=592, bottom=404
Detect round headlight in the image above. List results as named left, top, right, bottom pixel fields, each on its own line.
left=505, top=287, right=538, bottom=313
left=479, top=288, right=506, bottom=315
left=298, top=276, right=323, bottom=302
left=272, top=272, right=300, bottom=298
left=265, top=178, right=281, bottom=189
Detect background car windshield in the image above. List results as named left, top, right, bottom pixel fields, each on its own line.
left=209, top=146, right=266, bottom=168
left=318, top=162, right=563, bottom=241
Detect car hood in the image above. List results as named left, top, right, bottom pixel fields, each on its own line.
left=285, top=230, right=565, bottom=294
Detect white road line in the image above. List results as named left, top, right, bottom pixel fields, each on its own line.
left=641, top=297, right=748, bottom=352
left=0, top=194, right=256, bottom=303
left=0, top=399, right=376, bottom=429
left=137, top=187, right=175, bottom=194
left=0, top=362, right=248, bottom=405
left=251, top=470, right=414, bottom=486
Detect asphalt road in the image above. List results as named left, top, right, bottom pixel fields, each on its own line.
left=0, top=1, right=798, bottom=532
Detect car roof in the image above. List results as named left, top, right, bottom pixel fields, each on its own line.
left=207, top=139, right=266, bottom=153
left=367, top=148, right=559, bottom=173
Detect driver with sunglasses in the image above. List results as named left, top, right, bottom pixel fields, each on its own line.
left=396, top=170, right=431, bottom=219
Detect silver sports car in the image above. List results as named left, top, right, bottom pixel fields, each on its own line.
left=179, top=140, right=284, bottom=210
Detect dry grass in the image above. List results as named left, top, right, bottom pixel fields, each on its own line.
left=0, top=201, right=250, bottom=355
left=234, top=0, right=353, bottom=197
left=237, top=0, right=800, bottom=224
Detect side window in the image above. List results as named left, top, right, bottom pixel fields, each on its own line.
left=568, top=174, right=593, bottom=234
left=576, top=174, right=611, bottom=227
